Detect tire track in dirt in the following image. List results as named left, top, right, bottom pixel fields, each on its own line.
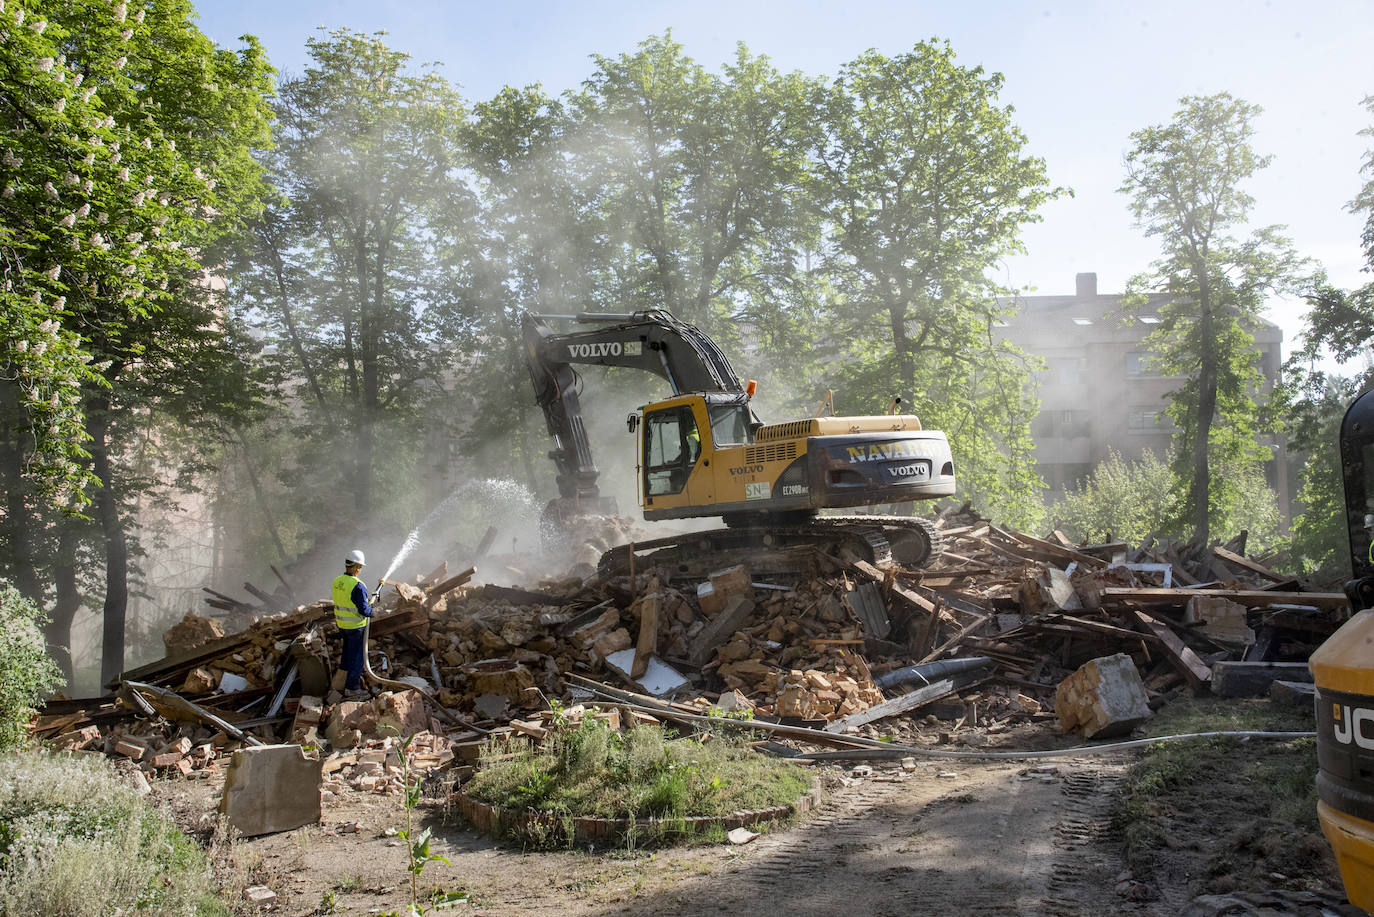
left=573, top=756, right=1138, bottom=917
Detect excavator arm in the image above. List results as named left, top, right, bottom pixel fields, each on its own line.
left=521, top=310, right=745, bottom=519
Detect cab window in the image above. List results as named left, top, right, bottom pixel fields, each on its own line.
left=709, top=403, right=752, bottom=446
left=645, top=406, right=700, bottom=496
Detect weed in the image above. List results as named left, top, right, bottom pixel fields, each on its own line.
left=380, top=734, right=453, bottom=917
left=0, top=750, right=220, bottom=915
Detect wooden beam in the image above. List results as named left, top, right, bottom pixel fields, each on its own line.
left=1009, top=531, right=1109, bottom=569
left=824, top=679, right=956, bottom=733
left=1127, top=608, right=1212, bottom=690
left=1101, top=587, right=1347, bottom=610
left=1212, top=546, right=1289, bottom=584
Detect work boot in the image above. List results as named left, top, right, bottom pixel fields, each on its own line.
left=343, top=688, right=370, bottom=702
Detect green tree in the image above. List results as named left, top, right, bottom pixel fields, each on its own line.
left=1280, top=95, right=1374, bottom=578
left=1048, top=448, right=1180, bottom=545
left=230, top=29, right=478, bottom=551
left=569, top=33, right=821, bottom=340
left=812, top=40, right=1061, bottom=528
left=0, top=0, right=274, bottom=684
left=1049, top=447, right=1282, bottom=552
left=1120, top=93, right=1315, bottom=547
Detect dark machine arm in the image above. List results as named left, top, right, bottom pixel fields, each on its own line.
left=521, top=310, right=744, bottom=516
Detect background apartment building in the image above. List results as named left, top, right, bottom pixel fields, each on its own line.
left=998, top=273, right=1289, bottom=511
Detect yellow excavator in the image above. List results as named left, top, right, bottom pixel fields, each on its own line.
left=1312, top=387, right=1374, bottom=909
left=522, top=310, right=957, bottom=573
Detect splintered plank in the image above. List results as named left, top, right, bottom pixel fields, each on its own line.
left=824, top=678, right=956, bottom=733
left=1127, top=608, right=1211, bottom=690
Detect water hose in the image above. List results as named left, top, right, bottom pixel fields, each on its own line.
left=356, top=582, right=461, bottom=726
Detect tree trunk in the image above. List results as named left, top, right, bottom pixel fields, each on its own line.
left=87, top=395, right=129, bottom=686
left=44, top=523, right=81, bottom=688
left=888, top=300, right=916, bottom=406
left=1191, top=278, right=1217, bottom=548
left=0, top=382, right=42, bottom=603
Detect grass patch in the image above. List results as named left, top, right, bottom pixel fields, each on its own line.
left=462, top=719, right=812, bottom=849
left=1114, top=696, right=1336, bottom=898
left=0, top=749, right=224, bottom=916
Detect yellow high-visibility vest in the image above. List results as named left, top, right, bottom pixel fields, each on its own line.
left=331, top=574, right=368, bottom=630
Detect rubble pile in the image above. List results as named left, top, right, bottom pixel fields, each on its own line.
left=33, top=502, right=1346, bottom=797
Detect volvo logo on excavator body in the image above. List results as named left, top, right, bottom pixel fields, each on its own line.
left=565, top=342, right=642, bottom=359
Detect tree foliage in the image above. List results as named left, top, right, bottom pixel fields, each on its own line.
left=811, top=41, right=1061, bottom=527
left=0, top=0, right=274, bottom=684
left=1280, top=94, right=1374, bottom=579
left=1050, top=447, right=1283, bottom=553
left=0, top=583, right=62, bottom=750
left=1120, top=93, right=1315, bottom=547
left=230, top=29, right=477, bottom=549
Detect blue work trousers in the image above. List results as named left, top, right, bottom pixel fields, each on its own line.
left=340, top=627, right=366, bottom=690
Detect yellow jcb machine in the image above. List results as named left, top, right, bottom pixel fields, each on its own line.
left=522, top=310, right=957, bottom=572
left=1312, top=387, right=1374, bottom=909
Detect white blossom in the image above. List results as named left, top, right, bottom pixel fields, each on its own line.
left=13, top=8, right=23, bottom=25
left=28, top=18, right=44, bottom=33
left=75, top=203, right=89, bottom=218
left=113, top=56, right=126, bottom=70
left=15, top=340, right=26, bottom=353
left=158, top=193, right=169, bottom=205
left=32, top=341, right=45, bottom=355
left=1, top=186, right=12, bottom=200
left=81, top=180, right=91, bottom=193
left=36, top=57, right=52, bottom=72
left=51, top=97, right=64, bottom=113
left=71, top=73, right=82, bottom=88
left=54, top=296, right=64, bottom=309
left=1, top=150, right=19, bottom=168
left=113, top=2, right=126, bottom=22
left=143, top=174, right=152, bottom=186
left=81, top=88, right=94, bottom=102
left=125, top=231, right=141, bottom=243
left=133, top=8, right=143, bottom=23
left=59, top=212, right=75, bottom=228
left=97, top=211, right=107, bottom=223
left=45, top=265, right=59, bottom=280
left=205, top=178, right=217, bottom=190
left=119, top=29, right=131, bottom=41
left=43, top=181, right=57, bottom=199
left=141, top=137, right=151, bottom=149
left=82, top=152, right=94, bottom=166
left=117, top=167, right=128, bottom=182
left=131, top=191, right=144, bottom=206
left=63, top=172, right=78, bottom=186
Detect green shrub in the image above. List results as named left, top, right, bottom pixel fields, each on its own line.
left=0, top=583, right=62, bottom=751
left=0, top=750, right=222, bottom=916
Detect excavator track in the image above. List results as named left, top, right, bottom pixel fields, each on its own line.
left=597, top=515, right=944, bottom=578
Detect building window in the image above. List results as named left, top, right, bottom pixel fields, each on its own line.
left=1128, top=408, right=1177, bottom=432
left=1126, top=352, right=1161, bottom=377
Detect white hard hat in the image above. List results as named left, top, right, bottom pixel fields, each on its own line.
left=346, top=549, right=366, bottom=566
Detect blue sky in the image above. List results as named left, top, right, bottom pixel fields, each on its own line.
left=195, top=0, right=1374, bottom=353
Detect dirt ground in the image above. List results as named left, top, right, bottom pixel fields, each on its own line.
left=150, top=715, right=1364, bottom=917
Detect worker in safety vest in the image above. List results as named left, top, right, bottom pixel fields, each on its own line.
left=332, top=549, right=373, bottom=700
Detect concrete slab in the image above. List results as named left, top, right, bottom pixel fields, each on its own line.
left=219, top=744, right=323, bottom=837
